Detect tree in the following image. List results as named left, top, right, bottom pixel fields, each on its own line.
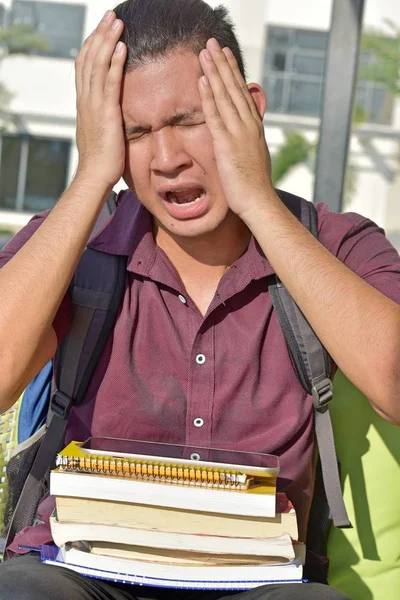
left=271, top=132, right=312, bottom=185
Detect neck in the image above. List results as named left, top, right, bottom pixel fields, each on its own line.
left=154, top=215, right=251, bottom=280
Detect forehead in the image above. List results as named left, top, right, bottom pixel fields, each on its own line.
left=121, top=50, right=204, bottom=124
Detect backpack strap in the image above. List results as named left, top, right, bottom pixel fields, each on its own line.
left=270, top=189, right=351, bottom=529
left=53, top=194, right=127, bottom=409
left=4, top=193, right=127, bottom=552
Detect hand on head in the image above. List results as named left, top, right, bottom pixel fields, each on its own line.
left=198, top=38, right=273, bottom=223
left=74, top=11, right=127, bottom=190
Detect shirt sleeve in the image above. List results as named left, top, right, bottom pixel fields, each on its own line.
left=0, top=211, right=72, bottom=342
left=316, top=202, right=400, bottom=304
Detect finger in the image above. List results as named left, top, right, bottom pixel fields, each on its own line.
left=205, top=38, right=252, bottom=123
left=221, top=46, right=260, bottom=122
left=104, top=42, right=127, bottom=105
left=89, top=20, right=125, bottom=97
left=198, top=75, right=227, bottom=138
left=199, top=48, right=241, bottom=130
left=82, top=12, right=116, bottom=96
left=75, top=31, right=95, bottom=102
left=82, top=11, right=117, bottom=97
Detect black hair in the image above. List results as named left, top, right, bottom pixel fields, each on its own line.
left=113, top=0, right=246, bottom=79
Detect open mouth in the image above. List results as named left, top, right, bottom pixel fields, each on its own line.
left=165, top=187, right=206, bottom=205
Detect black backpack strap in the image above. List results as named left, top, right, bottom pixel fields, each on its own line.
left=269, top=190, right=351, bottom=529
left=54, top=199, right=127, bottom=408
left=4, top=193, right=127, bottom=553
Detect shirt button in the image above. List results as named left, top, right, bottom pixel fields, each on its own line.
left=193, top=417, right=204, bottom=428
left=195, top=354, right=206, bottom=365
left=190, top=453, right=201, bottom=461
left=178, top=294, right=187, bottom=304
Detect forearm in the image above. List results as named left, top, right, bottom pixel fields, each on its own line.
left=0, top=175, right=111, bottom=406
left=242, top=193, right=400, bottom=422
left=0, top=12, right=127, bottom=413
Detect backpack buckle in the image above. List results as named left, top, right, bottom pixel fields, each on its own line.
left=51, top=389, right=72, bottom=419
left=312, top=378, right=333, bottom=409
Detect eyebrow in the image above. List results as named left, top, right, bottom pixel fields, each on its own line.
left=124, top=108, right=204, bottom=137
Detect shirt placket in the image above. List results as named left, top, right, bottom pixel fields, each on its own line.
left=185, top=315, right=215, bottom=457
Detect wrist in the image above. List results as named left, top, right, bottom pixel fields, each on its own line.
left=72, top=170, right=115, bottom=199
left=239, top=188, right=283, bottom=229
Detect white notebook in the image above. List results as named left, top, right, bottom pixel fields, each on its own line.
left=40, top=544, right=304, bottom=591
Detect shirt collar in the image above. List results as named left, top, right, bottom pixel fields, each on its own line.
left=88, top=189, right=158, bottom=277
left=88, top=189, right=275, bottom=283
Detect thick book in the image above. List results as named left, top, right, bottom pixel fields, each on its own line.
left=51, top=438, right=279, bottom=518
left=54, top=493, right=298, bottom=542
left=40, top=544, right=304, bottom=590
left=50, top=515, right=299, bottom=558
left=89, top=540, right=306, bottom=565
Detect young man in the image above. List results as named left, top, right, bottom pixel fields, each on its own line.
left=0, top=0, right=399, bottom=598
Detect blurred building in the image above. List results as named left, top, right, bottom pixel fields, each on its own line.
left=0, top=0, right=400, bottom=248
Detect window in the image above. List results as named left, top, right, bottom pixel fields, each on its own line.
left=0, top=135, right=71, bottom=212
left=10, top=1, right=86, bottom=59
left=263, top=26, right=393, bottom=124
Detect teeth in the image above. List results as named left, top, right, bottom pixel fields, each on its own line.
left=165, top=190, right=204, bottom=205
left=171, top=196, right=201, bottom=205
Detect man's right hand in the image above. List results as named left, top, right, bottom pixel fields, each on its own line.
left=0, top=12, right=129, bottom=413
left=74, top=11, right=127, bottom=188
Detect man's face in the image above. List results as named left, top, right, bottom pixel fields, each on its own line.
left=121, top=49, right=231, bottom=240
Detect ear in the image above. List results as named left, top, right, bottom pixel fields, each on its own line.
left=247, top=83, right=267, bottom=120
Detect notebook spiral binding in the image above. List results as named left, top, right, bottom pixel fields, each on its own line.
left=55, top=455, right=252, bottom=490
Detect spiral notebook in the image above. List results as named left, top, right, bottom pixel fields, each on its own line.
left=39, top=544, right=305, bottom=590
left=51, top=438, right=280, bottom=518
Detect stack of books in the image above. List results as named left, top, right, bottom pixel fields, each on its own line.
left=44, top=437, right=305, bottom=590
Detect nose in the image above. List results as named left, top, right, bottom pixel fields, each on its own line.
left=150, top=128, right=192, bottom=176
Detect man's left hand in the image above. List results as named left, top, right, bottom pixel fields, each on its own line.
left=198, top=38, right=275, bottom=222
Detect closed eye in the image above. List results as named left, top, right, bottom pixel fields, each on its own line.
left=177, top=121, right=206, bottom=128
left=126, top=131, right=149, bottom=142
left=126, top=121, right=206, bottom=141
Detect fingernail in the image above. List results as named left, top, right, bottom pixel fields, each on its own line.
left=223, top=47, right=234, bottom=59
left=112, top=19, right=121, bottom=30
left=208, top=38, right=220, bottom=50
left=203, top=50, right=212, bottom=60
left=201, top=75, right=209, bottom=86
left=102, top=10, right=112, bottom=21
left=115, top=41, right=124, bottom=54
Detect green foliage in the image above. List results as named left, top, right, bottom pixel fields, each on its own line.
left=271, top=132, right=312, bottom=185
left=0, top=24, right=50, bottom=56
left=352, top=103, right=369, bottom=127
left=359, top=20, right=400, bottom=95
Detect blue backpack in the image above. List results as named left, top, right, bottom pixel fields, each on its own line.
left=17, top=361, right=52, bottom=444
left=1, top=190, right=351, bottom=581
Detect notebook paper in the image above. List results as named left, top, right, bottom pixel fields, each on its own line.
left=40, top=544, right=304, bottom=591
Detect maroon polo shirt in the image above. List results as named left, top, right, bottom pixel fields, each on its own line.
left=2, top=189, right=400, bottom=554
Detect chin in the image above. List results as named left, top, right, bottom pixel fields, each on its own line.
left=158, top=215, right=227, bottom=240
